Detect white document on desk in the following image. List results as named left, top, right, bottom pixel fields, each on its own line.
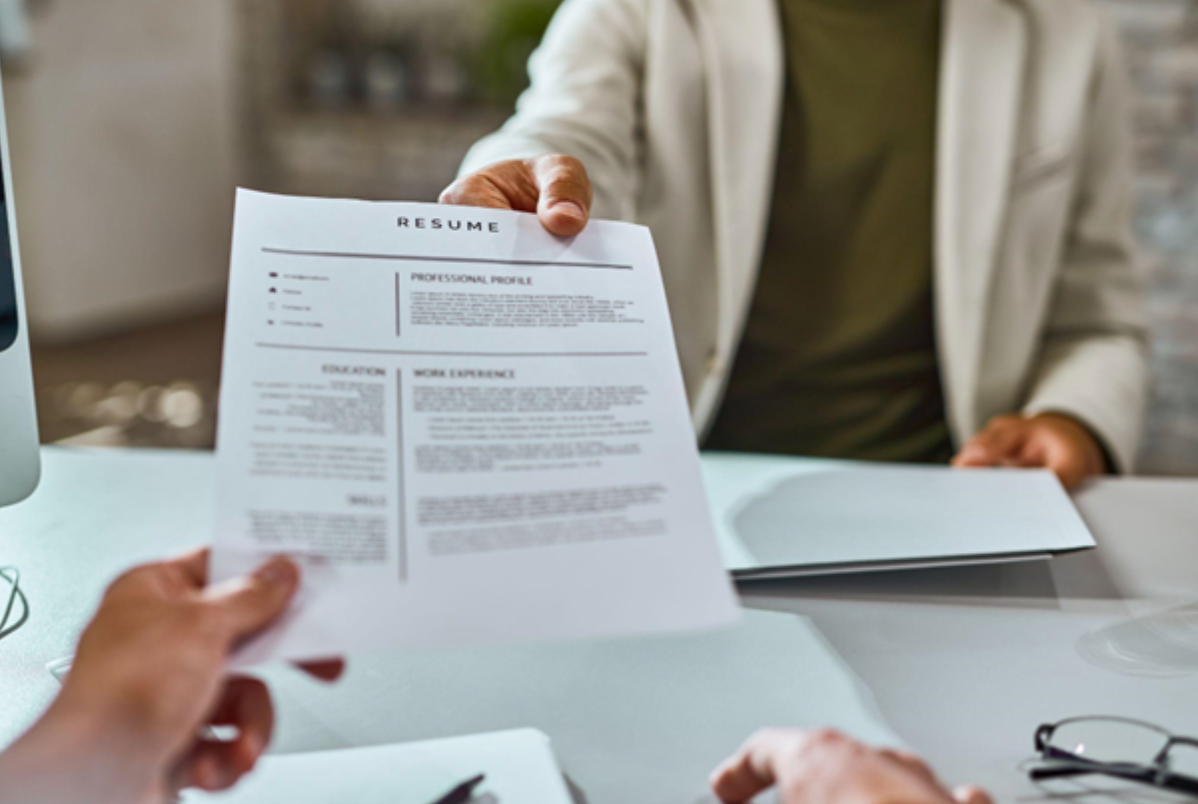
left=181, top=728, right=573, bottom=804
left=704, top=453, right=1097, bottom=579
left=212, top=191, right=738, bottom=665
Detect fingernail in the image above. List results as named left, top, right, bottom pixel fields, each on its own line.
left=255, top=558, right=297, bottom=588
left=551, top=200, right=586, bottom=219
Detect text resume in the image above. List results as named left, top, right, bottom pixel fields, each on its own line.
left=212, top=191, right=738, bottom=664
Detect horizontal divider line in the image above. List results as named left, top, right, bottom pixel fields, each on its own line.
left=262, top=247, right=633, bottom=272
left=256, top=343, right=649, bottom=358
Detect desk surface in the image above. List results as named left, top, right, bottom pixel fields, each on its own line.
left=2, top=447, right=1197, bottom=803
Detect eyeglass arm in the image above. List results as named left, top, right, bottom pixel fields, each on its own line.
left=1031, top=762, right=1198, bottom=795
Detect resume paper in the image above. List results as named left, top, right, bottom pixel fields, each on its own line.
left=212, top=191, right=738, bottom=664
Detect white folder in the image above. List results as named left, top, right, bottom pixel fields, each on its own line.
left=703, top=453, right=1096, bottom=579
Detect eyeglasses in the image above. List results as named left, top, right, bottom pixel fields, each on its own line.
left=1031, top=716, right=1198, bottom=796
left=0, top=566, right=28, bottom=642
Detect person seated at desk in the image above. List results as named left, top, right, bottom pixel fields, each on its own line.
left=441, top=0, right=1151, bottom=489
left=0, top=552, right=993, bottom=804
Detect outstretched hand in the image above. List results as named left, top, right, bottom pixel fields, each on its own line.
left=440, top=154, right=594, bottom=237
left=0, top=549, right=342, bottom=804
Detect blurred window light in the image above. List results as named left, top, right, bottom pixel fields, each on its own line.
left=96, top=381, right=143, bottom=426
left=66, top=383, right=105, bottom=420
left=162, top=383, right=204, bottom=430
left=137, top=386, right=169, bottom=424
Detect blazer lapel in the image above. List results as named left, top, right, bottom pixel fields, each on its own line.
left=936, top=0, right=1027, bottom=440
left=686, top=0, right=784, bottom=357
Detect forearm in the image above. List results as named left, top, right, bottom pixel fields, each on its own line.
left=458, top=0, right=646, bottom=221
left=0, top=701, right=162, bottom=804
left=1023, top=333, right=1150, bottom=474
left=1023, top=9, right=1149, bottom=474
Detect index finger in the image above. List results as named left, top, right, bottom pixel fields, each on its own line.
left=953, top=419, right=1030, bottom=468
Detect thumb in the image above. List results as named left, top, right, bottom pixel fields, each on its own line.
left=529, top=154, right=592, bottom=237
left=203, top=558, right=300, bottom=643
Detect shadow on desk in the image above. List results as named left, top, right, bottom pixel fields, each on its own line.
left=735, top=546, right=1126, bottom=611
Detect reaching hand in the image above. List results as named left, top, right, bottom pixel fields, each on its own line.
left=952, top=413, right=1108, bottom=490
left=711, top=729, right=993, bottom=804
left=440, top=155, right=594, bottom=237
left=0, top=549, right=342, bottom=804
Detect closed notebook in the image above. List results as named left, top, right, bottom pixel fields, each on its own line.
left=182, top=728, right=572, bottom=804
left=704, top=453, right=1096, bottom=579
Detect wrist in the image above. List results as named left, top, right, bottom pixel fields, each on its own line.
left=0, top=700, right=164, bottom=804
left=1032, top=412, right=1109, bottom=473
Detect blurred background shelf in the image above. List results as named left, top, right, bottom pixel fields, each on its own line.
left=237, top=0, right=552, bottom=198
left=250, top=108, right=508, bottom=201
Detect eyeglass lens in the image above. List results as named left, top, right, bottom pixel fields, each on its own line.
left=1047, top=719, right=1171, bottom=766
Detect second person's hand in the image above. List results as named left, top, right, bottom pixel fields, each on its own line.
left=711, top=729, right=994, bottom=804
left=0, top=550, right=343, bottom=804
left=439, top=155, right=594, bottom=238
left=952, top=412, right=1108, bottom=490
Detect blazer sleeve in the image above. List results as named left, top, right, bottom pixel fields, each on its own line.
left=1023, top=11, right=1152, bottom=474
left=457, top=0, right=649, bottom=222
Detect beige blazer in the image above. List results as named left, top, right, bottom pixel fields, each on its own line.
left=460, top=0, right=1151, bottom=472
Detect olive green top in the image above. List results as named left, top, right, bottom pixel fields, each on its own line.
left=705, top=0, right=953, bottom=464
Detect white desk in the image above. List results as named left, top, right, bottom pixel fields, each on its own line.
left=738, top=477, right=1198, bottom=802
left=1, top=447, right=1197, bottom=803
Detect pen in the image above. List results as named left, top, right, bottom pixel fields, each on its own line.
left=427, top=773, right=486, bottom=804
